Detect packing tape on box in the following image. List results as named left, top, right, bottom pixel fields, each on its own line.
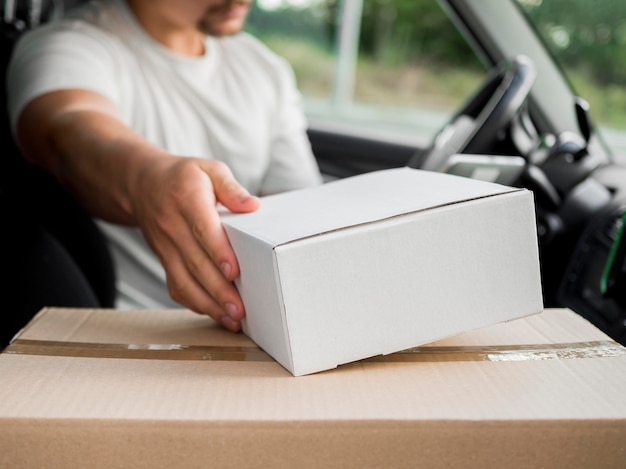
left=5, top=339, right=626, bottom=363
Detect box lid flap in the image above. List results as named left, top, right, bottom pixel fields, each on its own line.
left=221, top=167, right=519, bottom=246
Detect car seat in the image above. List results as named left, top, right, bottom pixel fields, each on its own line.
left=0, top=0, right=116, bottom=348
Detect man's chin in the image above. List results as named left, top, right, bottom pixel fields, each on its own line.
left=198, top=18, right=247, bottom=37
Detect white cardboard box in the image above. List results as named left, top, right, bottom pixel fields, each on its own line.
left=222, top=167, right=543, bottom=375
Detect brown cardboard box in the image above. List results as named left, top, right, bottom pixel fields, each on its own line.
left=1, top=307, right=625, bottom=468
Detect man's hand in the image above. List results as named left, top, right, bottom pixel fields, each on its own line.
left=16, top=90, right=260, bottom=331
left=130, top=157, right=259, bottom=331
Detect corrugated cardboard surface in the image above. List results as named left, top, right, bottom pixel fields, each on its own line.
left=1, top=308, right=625, bottom=468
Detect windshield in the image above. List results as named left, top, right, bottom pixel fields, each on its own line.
left=516, top=0, right=626, bottom=162
left=247, top=0, right=487, bottom=144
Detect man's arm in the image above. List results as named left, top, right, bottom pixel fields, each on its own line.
left=16, top=89, right=259, bottom=331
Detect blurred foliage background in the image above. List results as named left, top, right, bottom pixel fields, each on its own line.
left=520, top=0, right=626, bottom=127
left=246, top=0, right=626, bottom=129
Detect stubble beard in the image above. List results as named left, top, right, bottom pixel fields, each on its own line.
left=197, top=0, right=252, bottom=37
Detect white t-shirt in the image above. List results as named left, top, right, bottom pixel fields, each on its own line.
left=7, top=0, right=322, bottom=308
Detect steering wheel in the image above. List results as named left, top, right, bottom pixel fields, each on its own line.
left=408, top=55, right=536, bottom=171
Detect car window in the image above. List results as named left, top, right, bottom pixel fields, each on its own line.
left=246, top=0, right=487, bottom=144
left=516, top=0, right=626, bottom=162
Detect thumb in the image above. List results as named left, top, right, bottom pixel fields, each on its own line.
left=204, top=160, right=260, bottom=213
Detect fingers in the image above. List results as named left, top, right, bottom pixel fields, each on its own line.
left=136, top=157, right=258, bottom=331
left=162, top=237, right=244, bottom=332
left=148, top=208, right=245, bottom=330
left=180, top=160, right=260, bottom=283
left=203, top=160, right=260, bottom=214
left=179, top=185, right=241, bottom=282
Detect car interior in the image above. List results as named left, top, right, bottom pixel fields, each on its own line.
left=0, top=0, right=116, bottom=346
left=303, top=0, right=626, bottom=345
left=1, top=0, right=625, bottom=347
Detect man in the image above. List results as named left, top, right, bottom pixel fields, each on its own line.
left=6, top=0, right=322, bottom=332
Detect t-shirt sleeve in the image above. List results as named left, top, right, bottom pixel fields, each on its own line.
left=259, top=56, right=323, bottom=195
left=7, top=20, right=120, bottom=133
